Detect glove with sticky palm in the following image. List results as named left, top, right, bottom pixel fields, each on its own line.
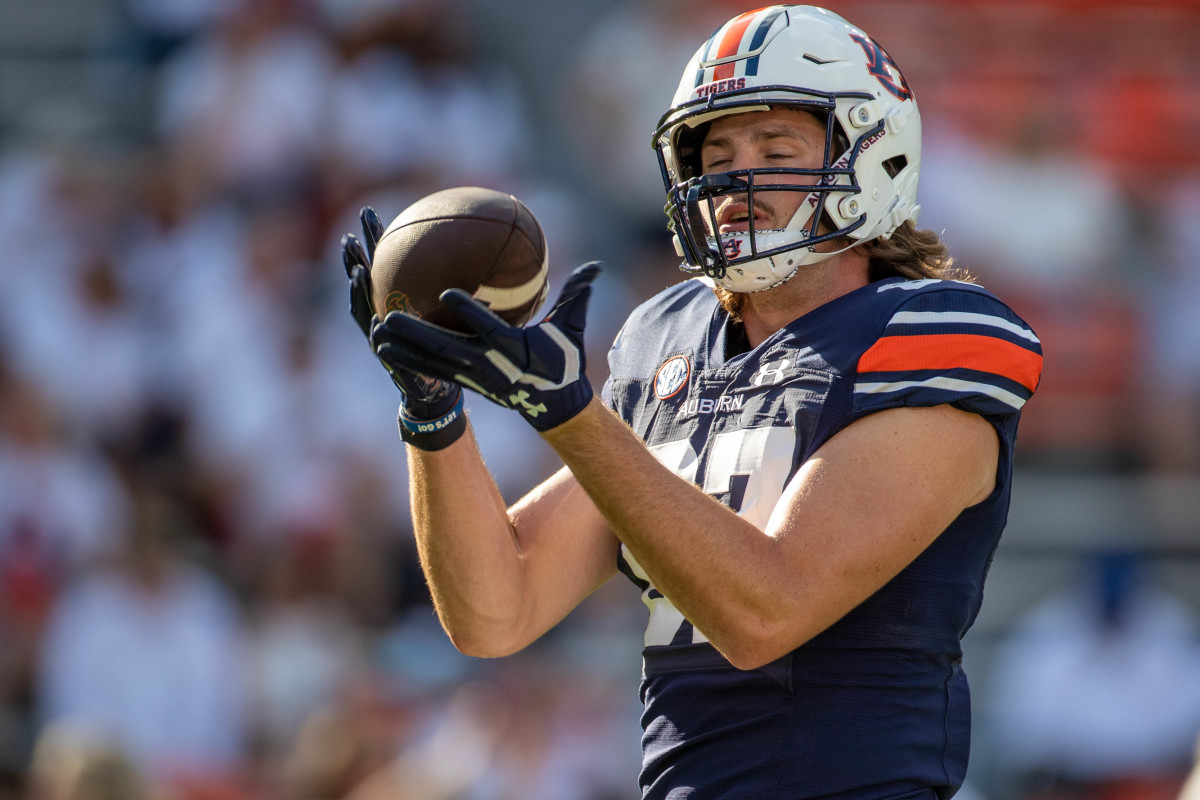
left=341, top=206, right=466, bottom=451
left=370, top=262, right=602, bottom=432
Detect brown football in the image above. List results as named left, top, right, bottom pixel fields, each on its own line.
left=370, top=186, right=550, bottom=332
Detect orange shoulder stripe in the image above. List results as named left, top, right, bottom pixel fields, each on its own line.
left=858, top=333, right=1043, bottom=392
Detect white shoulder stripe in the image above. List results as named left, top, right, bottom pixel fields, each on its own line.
left=887, top=311, right=1040, bottom=343
left=878, top=281, right=950, bottom=293
left=855, top=376, right=1027, bottom=411
left=876, top=278, right=975, bottom=292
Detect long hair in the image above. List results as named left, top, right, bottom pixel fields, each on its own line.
left=714, top=222, right=972, bottom=321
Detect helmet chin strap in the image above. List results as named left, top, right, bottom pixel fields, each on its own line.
left=703, top=190, right=861, bottom=293
left=701, top=187, right=824, bottom=289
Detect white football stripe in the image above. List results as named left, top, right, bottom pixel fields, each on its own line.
left=855, top=375, right=1027, bottom=410
left=887, top=311, right=1040, bottom=343
left=473, top=251, right=549, bottom=311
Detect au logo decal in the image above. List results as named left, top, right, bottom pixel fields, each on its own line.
left=654, top=355, right=690, bottom=400
left=384, top=290, right=417, bottom=315
left=849, top=33, right=913, bottom=101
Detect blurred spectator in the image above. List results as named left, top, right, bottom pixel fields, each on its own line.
left=1136, top=176, right=1200, bottom=473
left=322, top=0, right=533, bottom=211
left=119, top=0, right=240, bottom=65
left=242, top=529, right=371, bottom=761
left=0, top=373, right=130, bottom=580
left=920, top=112, right=1131, bottom=292
left=559, top=0, right=727, bottom=234
left=27, top=723, right=149, bottom=800
left=985, top=550, right=1200, bottom=800
left=155, top=0, right=336, bottom=199
left=919, top=115, right=1143, bottom=468
left=35, top=490, right=247, bottom=787
left=325, top=46, right=531, bottom=195
left=0, top=150, right=150, bottom=445
left=330, top=652, right=634, bottom=800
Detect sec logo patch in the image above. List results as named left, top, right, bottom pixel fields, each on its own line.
left=654, top=355, right=690, bottom=399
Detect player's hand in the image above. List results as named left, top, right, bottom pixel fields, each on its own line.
left=341, top=206, right=466, bottom=450
left=370, top=262, right=602, bottom=432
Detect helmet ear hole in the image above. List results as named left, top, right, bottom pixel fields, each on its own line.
left=830, top=119, right=850, bottom=158
left=882, top=155, right=908, bottom=179
left=674, top=122, right=712, bottom=182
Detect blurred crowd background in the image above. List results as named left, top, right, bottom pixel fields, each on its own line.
left=1, top=0, right=1200, bottom=798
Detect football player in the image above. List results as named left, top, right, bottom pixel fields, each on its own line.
left=342, top=5, right=1043, bottom=798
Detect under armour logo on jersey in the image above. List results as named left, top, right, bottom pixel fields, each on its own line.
left=751, top=358, right=792, bottom=387
left=509, top=390, right=548, bottom=418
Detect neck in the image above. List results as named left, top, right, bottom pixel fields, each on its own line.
left=739, top=249, right=870, bottom=347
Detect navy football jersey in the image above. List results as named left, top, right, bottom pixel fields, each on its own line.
left=601, top=276, right=1042, bottom=800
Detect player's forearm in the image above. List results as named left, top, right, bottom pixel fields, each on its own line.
left=541, top=399, right=792, bottom=668
left=407, top=427, right=532, bottom=657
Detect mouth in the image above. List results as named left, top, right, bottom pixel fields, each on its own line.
left=716, top=201, right=773, bottom=234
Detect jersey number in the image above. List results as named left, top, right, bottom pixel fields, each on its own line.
left=647, top=425, right=796, bottom=528
left=626, top=426, right=797, bottom=646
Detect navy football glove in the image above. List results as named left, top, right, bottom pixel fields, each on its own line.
left=370, top=262, right=602, bottom=432
left=341, top=206, right=466, bottom=451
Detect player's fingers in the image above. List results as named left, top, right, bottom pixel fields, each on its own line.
left=360, top=207, right=384, bottom=260
left=440, top=289, right=510, bottom=337
left=546, top=261, right=603, bottom=329
left=372, top=311, right=477, bottom=368
left=341, top=233, right=369, bottom=278
left=375, top=341, right=462, bottom=385
left=568, top=260, right=604, bottom=286
left=555, top=261, right=603, bottom=306
left=372, top=310, right=441, bottom=348
left=348, top=264, right=371, bottom=295
left=347, top=266, right=374, bottom=337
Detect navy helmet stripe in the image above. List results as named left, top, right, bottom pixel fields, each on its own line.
left=694, top=24, right=722, bottom=87
left=743, top=7, right=787, bottom=78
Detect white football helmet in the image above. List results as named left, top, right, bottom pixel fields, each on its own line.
left=653, top=5, right=922, bottom=293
